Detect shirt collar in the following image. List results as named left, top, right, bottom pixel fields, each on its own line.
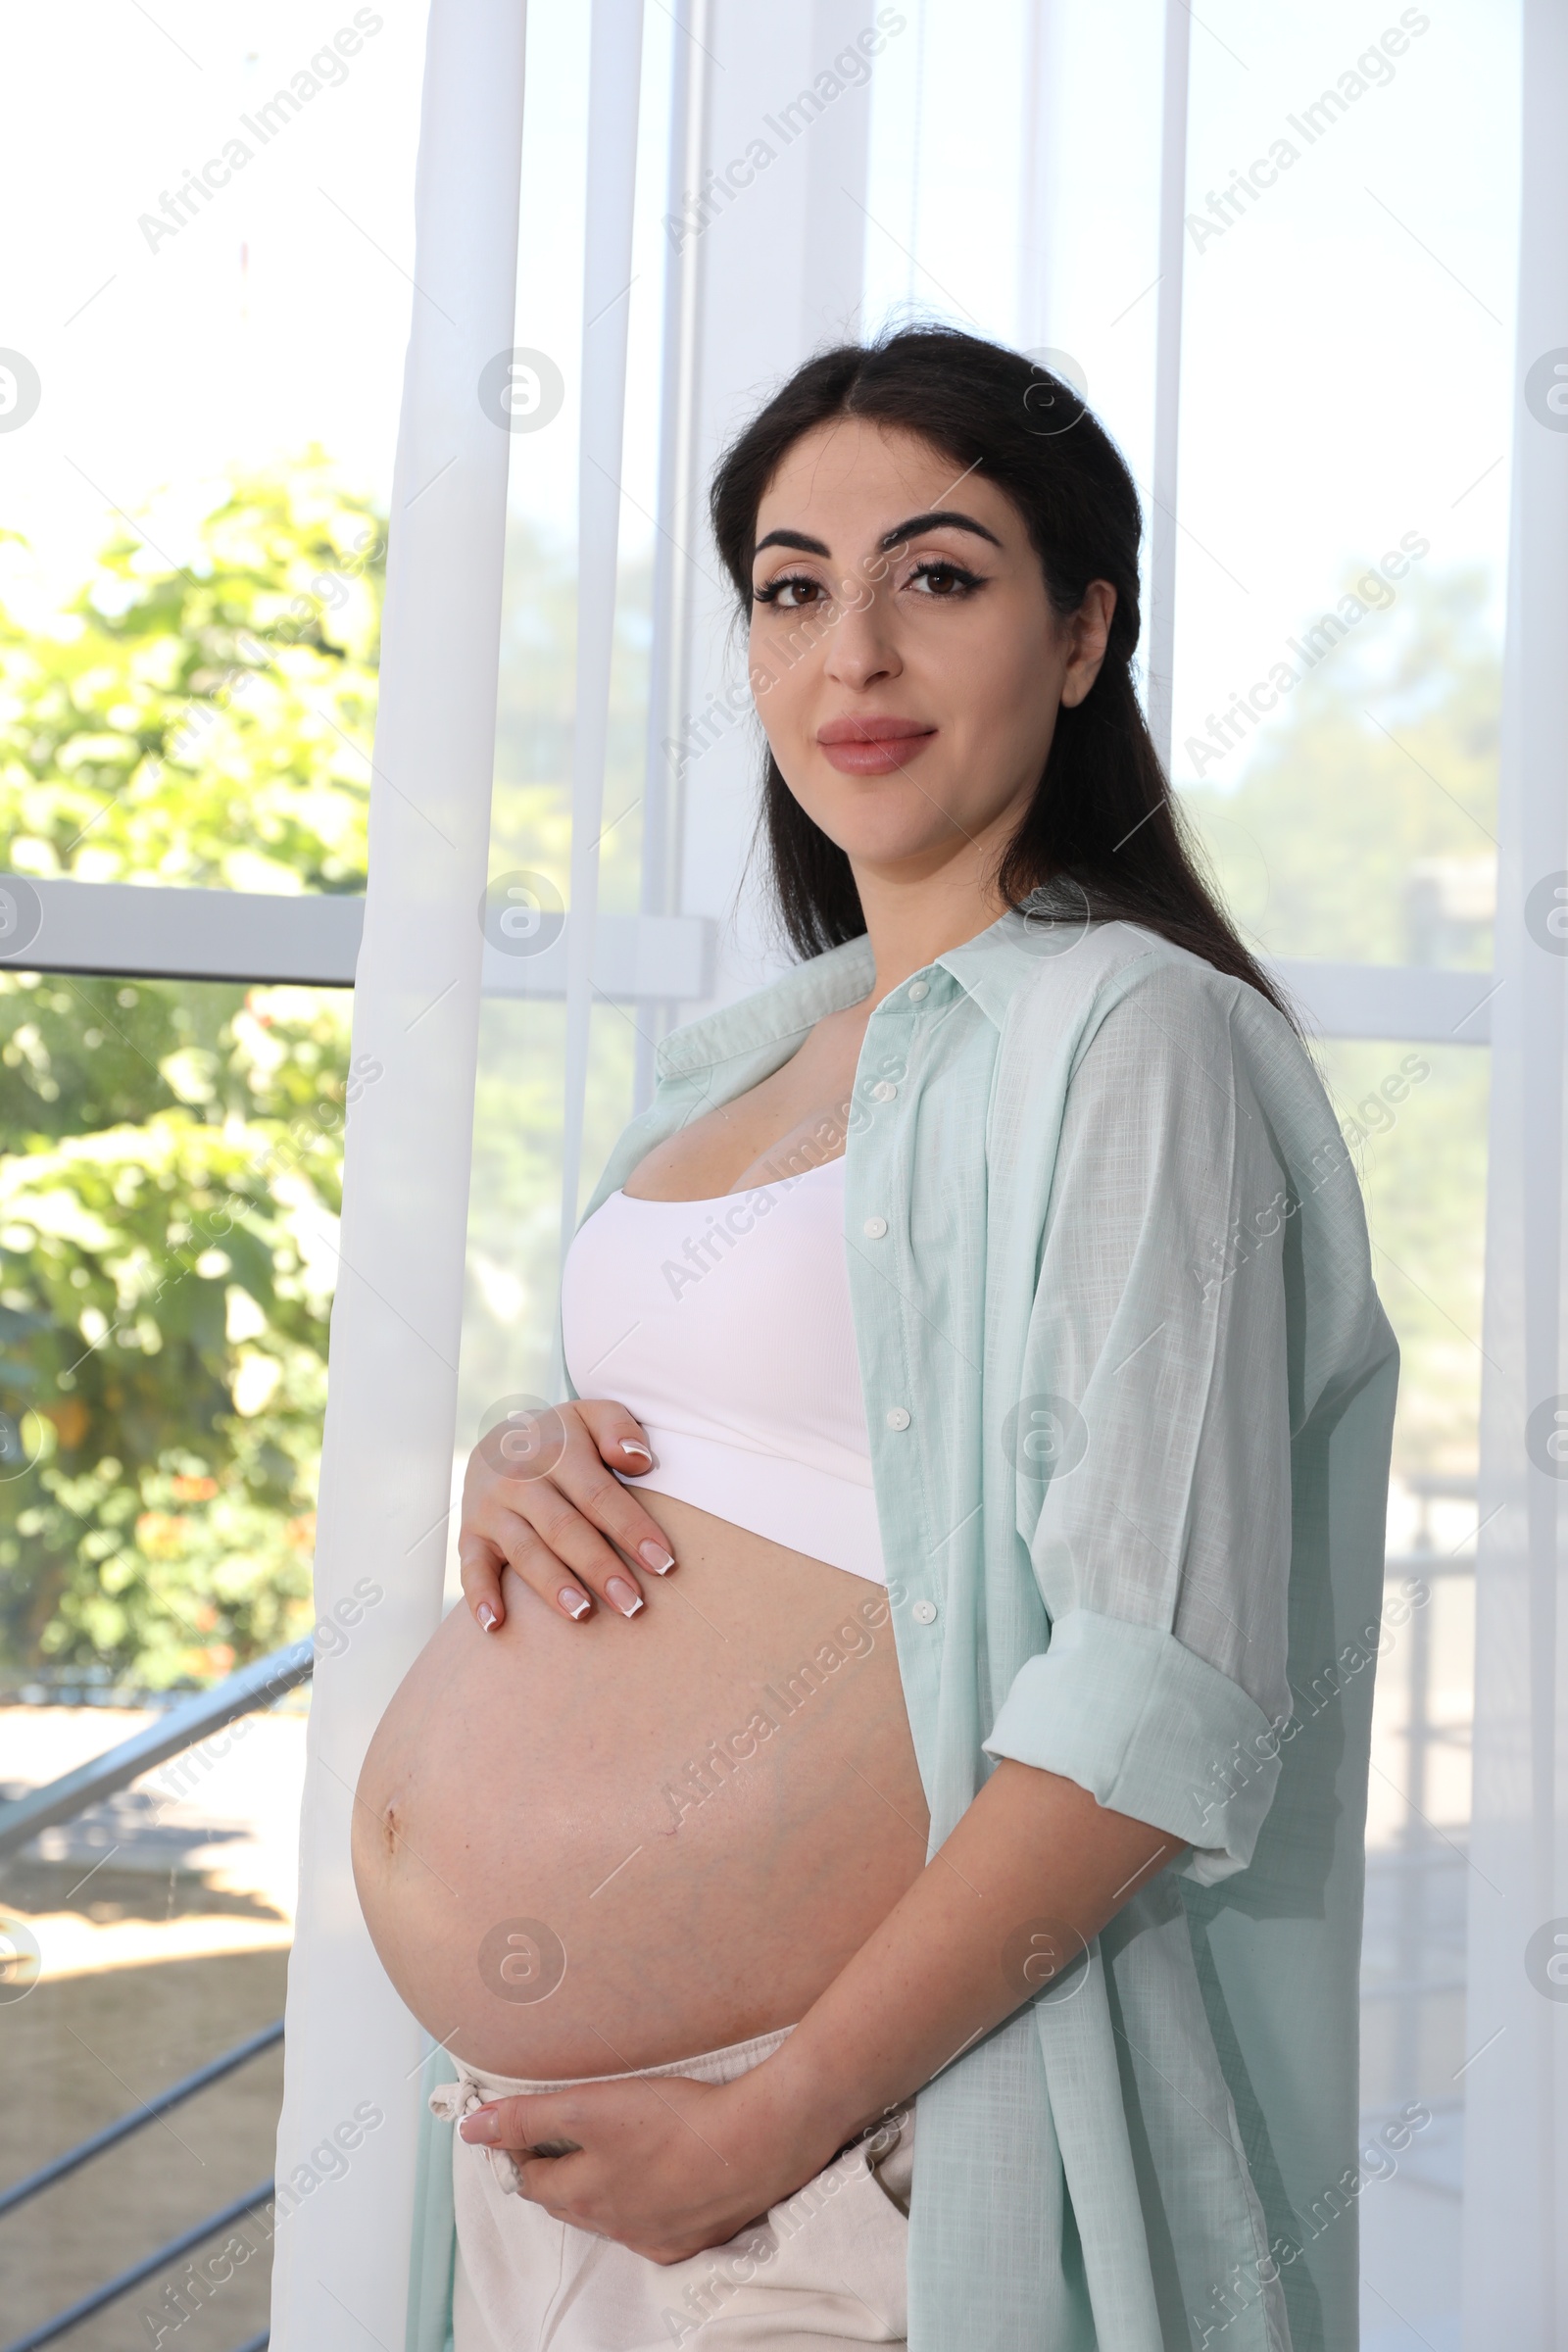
left=655, top=896, right=1076, bottom=1080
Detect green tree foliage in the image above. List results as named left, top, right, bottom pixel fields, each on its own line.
left=0, top=461, right=382, bottom=1686
left=0, top=451, right=380, bottom=895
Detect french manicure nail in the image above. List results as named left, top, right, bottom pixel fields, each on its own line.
left=620, top=1440, right=653, bottom=1463
left=461, top=2108, right=500, bottom=2144
left=560, top=1589, right=591, bottom=1620
left=477, top=1601, right=499, bottom=1633
left=606, top=1576, right=644, bottom=1617
left=638, top=1541, right=674, bottom=1573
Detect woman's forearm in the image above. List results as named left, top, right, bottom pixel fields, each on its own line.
left=762, top=1759, right=1187, bottom=2164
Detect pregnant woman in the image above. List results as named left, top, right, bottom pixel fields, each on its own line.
left=354, top=329, right=1397, bottom=2352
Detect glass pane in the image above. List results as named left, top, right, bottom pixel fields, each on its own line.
left=0, top=970, right=340, bottom=2341
left=864, top=0, right=1166, bottom=558
left=1174, top=6, right=1518, bottom=971
left=0, top=0, right=428, bottom=896
left=455, top=0, right=676, bottom=1520
left=1311, top=1034, right=1489, bottom=2351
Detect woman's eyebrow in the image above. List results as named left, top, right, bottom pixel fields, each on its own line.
left=751, top=509, right=1004, bottom=564
left=879, top=510, right=1003, bottom=551
left=754, top=528, right=831, bottom=558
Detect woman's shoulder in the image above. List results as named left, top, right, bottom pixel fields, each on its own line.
left=997, top=914, right=1364, bottom=1213
left=994, top=912, right=1276, bottom=1064
left=1028, top=920, right=1341, bottom=1149
left=1001, top=919, right=1396, bottom=1392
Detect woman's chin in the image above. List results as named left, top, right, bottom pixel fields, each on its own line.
left=783, top=763, right=1030, bottom=870
left=797, top=796, right=992, bottom=868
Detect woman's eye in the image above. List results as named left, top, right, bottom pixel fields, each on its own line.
left=754, top=573, right=823, bottom=611
left=907, top=561, right=980, bottom=598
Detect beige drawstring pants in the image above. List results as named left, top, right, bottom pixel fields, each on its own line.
left=428, top=2024, right=912, bottom=2350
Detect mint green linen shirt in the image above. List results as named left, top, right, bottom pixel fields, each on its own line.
left=411, top=898, right=1397, bottom=2352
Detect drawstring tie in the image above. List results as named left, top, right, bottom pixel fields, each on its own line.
left=428, top=2074, right=523, bottom=2195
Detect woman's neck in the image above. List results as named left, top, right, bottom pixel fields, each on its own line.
left=853, top=876, right=1014, bottom=1010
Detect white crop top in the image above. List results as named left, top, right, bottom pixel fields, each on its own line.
left=560, top=1154, right=887, bottom=1586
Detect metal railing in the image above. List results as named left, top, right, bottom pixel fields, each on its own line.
left=4, top=2186, right=276, bottom=2352
left=1360, top=1474, right=1476, bottom=2173
left=0, top=2021, right=284, bottom=2222
left=0, top=1638, right=313, bottom=2352
left=0, top=1639, right=313, bottom=1859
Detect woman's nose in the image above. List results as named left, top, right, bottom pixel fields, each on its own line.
left=821, top=582, right=902, bottom=691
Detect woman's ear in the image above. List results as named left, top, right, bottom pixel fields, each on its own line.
left=1058, top=580, right=1117, bottom=709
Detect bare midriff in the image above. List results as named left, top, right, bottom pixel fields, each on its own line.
left=352, top=1487, right=930, bottom=2079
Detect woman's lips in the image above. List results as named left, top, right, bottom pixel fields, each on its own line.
left=815, top=720, right=937, bottom=776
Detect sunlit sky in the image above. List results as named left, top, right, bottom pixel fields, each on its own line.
left=0, top=0, right=1519, bottom=794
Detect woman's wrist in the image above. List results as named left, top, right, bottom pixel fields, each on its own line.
left=726, top=2023, right=887, bottom=2191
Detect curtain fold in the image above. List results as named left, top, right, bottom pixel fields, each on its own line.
left=267, top=3, right=527, bottom=2342
left=559, top=0, right=646, bottom=1253
left=1464, top=0, right=1568, bottom=2338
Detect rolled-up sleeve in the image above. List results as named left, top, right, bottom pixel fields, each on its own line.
left=982, top=966, right=1296, bottom=1884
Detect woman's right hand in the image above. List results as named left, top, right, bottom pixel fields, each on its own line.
left=457, top=1398, right=675, bottom=1634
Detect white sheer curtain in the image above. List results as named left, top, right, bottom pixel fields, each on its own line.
left=268, top=2, right=525, bottom=2341
left=658, top=0, right=879, bottom=1028
left=1464, top=0, right=1568, bottom=2336
left=559, top=0, right=645, bottom=1255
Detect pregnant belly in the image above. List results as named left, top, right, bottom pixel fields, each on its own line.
left=352, top=1490, right=931, bottom=2078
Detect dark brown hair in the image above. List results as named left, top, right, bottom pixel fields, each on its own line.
left=709, top=324, right=1294, bottom=1023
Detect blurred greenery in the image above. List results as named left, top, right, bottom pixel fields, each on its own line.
left=1315, top=1038, right=1489, bottom=1479
left=0, top=460, right=381, bottom=1687
left=0, top=974, right=354, bottom=1685
left=0, top=450, right=380, bottom=897
left=1181, top=563, right=1498, bottom=1484
left=1181, top=565, right=1498, bottom=969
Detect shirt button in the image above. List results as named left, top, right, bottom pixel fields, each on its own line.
left=912, top=1599, right=938, bottom=1625
left=907, top=980, right=929, bottom=1001
left=863, top=1215, right=888, bottom=1239
left=885, top=1405, right=910, bottom=1431
left=871, top=1080, right=897, bottom=1102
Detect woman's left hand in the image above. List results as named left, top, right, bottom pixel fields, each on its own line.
left=458, top=2066, right=832, bottom=2263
